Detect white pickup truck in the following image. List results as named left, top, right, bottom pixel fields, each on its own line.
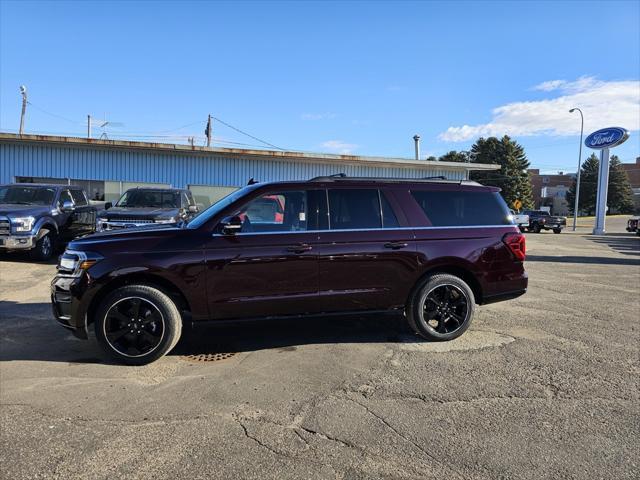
left=510, top=210, right=529, bottom=231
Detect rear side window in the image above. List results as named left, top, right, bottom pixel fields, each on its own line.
left=328, top=189, right=381, bottom=230
left=410, top=190, right=512, bottom=227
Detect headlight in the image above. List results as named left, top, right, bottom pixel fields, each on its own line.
left=58, top=250, right=103, bottom=276
left=155, top=217, right=177, bottom=224
left=11, top=216, right=35, bottom=232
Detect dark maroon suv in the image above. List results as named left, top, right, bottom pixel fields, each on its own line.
left=52, top=175, right=527, bottom=364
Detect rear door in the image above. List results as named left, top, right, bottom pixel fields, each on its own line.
left=316, top=187, right=418, bottom=312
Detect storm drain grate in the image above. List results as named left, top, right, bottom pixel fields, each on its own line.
left=181, top=352, right=237, bottom=363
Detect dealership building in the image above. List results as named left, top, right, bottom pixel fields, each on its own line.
left=0, top=133, right=499, bottom=207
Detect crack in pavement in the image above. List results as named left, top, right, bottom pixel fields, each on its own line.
left=345, top=394, right=471, bottom=480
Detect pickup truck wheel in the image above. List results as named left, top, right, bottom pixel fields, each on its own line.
left=94, top=285, right=182, bottom=365
left=553, top=228, right=562, bottom=234
left=533, top=224, right=542, bottom=233
left=30, top=232, right=54, bottom=261
left=407, top=273, right=475, bottom=341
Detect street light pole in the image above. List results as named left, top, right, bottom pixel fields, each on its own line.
left=569, top=108, right=584, bottom=231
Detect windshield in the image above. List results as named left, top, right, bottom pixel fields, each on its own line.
left=0, top=186, right=56, bottom=205
left=116, top=190, right=179, bottom=208
left=187, top=185, right=255, bottom=229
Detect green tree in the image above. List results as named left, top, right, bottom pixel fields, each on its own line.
left=426, top=156, right=438, bottom=162
left=438, top=151, right=469, bottom=163
left=567, top=154, right=634, bottom=215
left=608, top=155, right=635, bottom=213
left=469, top=135, right=534, bottom=209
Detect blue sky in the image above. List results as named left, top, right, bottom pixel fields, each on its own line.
left=1, top=0, right=638, bottom=173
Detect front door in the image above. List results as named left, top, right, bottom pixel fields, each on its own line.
left=317, top=187, right=418, bottom=312
left=204, top=189, right=323, bottom=320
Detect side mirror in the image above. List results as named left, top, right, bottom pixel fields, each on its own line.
left=104, top=202, right=112, bottom=210
left=220, top=215, right=242, bottom=235
left=60, top=200, right=75, bottom=212
left=188, top=205, right=198, bottom=213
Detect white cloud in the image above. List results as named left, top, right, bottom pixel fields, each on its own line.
left=532, top=79, right=567, bottom=91
left=301, top=112, right=337, bottom=120
left=322, top=140, right=358, bottom=154
left=440, top=76, right=640, bottom=142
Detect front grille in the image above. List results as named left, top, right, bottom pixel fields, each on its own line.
left=0, top=216, right=10, bottom=235
left=106, top=217, right=154, bottom=223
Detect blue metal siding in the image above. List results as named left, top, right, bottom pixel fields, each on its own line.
left=1, top=142, right=465, bottom=186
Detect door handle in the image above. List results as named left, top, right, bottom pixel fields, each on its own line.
left=286, top=244, right=313, bottom=254
left=384, top=242, right=409, bottom=250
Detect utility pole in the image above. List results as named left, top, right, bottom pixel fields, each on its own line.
left=19, top=86, right=28, bottom=135
left=205, top=114, right=212, bottom=147
left=87, top=115, right=92, bottom=139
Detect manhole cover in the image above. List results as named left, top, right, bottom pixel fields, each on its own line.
left=182, top=352, right=237, bottom=362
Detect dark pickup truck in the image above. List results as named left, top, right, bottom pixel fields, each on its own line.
left=522, top=209, right=566, bottom=234
left=0, top=183, right=96, bottom=260
left=96, top=187, right=198, bottom=231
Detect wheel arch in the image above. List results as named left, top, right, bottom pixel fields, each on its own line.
left=410, top=263, right=483, bottom=305
left=86, top=273, right=192, bottom=327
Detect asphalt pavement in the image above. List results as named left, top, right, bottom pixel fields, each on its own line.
left=1, top=217, right=638, bottom=479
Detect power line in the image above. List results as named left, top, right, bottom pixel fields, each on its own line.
left=212, top=116, right=285, bottom=151
left=27, top=102, right=83, bottom=125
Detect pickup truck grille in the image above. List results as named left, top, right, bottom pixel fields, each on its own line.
left=106, top=217, right=154, bottom=223
left=0, top=216, right=10, bottom=235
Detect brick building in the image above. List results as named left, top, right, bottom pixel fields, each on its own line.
left=621, top=157, right=640, bottom=212
left=527, top=169, right=576, bottom=215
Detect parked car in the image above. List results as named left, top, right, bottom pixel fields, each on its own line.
left=510, top=209, right=530, bottom=232
left=522, top=209, right=566, bottom=233
left=52, top=175, right=528, bottom=365
left=626, top=217, right=639, bottom=233
left=96, top=187, right=198, bottom=231
left=0, top=183, right=96, bottom=260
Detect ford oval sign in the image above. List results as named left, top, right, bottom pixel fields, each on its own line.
left=584, top=127, right=629, bottom=149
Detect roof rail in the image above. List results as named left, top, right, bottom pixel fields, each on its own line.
left=308, top=173, right=480, bottom=185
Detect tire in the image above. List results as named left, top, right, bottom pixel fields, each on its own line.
left=553, top=228, right=562, bottom=234
left=406, top=273, right=476, bottom=341
left=533, top=224, right=542, bottom=233
left=518, top=226, right=525, bottom=233
left=30, top=231, right=54, bottom=261
left=94, top=285, right=182, bottom=365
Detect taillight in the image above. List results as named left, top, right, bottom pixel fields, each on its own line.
left=503, top=232, right=526, bottom=261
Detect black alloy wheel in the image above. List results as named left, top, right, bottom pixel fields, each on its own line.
left=95, top=285, right=182, bottom=365
left=103, top=297, right=165, bottom=357
left=421, top=284, right=469, bottom=335
left=406, top=273, right=475, bottom=341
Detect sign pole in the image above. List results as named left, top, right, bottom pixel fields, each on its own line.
left=593, top=147, right=610, bottom=235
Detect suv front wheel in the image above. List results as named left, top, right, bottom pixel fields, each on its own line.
left=407, top=273, right=475, bottom=341
left=94, top=285, right=182, bottom=365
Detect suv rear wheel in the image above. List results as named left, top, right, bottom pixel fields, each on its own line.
left=94, top=285, right=182, bottom=365
left=407, top=273, right=475, bottom=341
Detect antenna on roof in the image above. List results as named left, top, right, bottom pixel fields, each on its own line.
left=247, top=178, right=258, bottom=185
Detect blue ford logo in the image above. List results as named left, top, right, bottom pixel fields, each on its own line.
left=584, top=127, right=629, bottom=149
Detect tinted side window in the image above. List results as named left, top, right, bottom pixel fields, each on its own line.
left=380, top=191, right=400, bottom=228
left=234, top=191, right=308, bottom=233
left=410, top=190, right=512, bottom=226
left=59, top=190, right=73, bottom=205
left=70, top=189, right=87, bottom=206
left=328, top=189, right=381, bottom=230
